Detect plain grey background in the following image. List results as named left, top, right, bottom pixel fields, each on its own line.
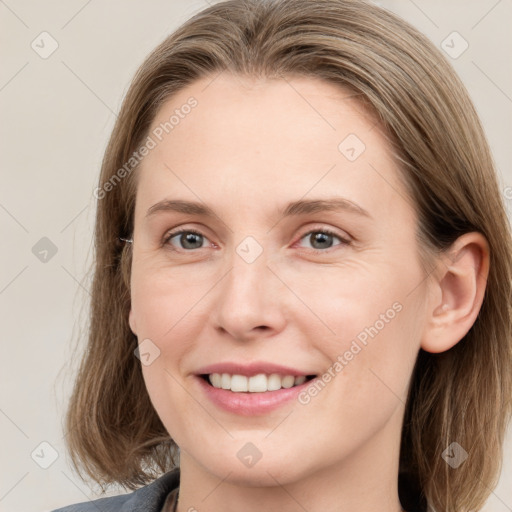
left=1, top=1, right=511, bottom=511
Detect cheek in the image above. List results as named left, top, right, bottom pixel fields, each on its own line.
left=300, top=264, right=410, bottom=348
left=130, top=260, right=209, bottom=340
left=295, top=303, right=420, bottom=464
left=304, top=263, right=424, bottom=401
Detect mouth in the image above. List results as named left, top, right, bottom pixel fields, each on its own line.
left=194, top=362, right=319, bottom=414
left=199, top=373, right=317, bottom=393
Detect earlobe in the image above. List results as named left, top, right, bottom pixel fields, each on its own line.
left=129, top=308, right=138, bottom=336
left=421, top=232, right=490, bottom=354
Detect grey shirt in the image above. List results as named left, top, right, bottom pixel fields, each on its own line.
left=51, top=468, right=180, bottom=512
left=52, top=467, right=426, bottom=512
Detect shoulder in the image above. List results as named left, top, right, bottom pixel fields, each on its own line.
left=51, top=468, right=180, bottom=512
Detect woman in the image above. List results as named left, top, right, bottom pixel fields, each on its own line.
left=53, top=0, right=512, bottom=511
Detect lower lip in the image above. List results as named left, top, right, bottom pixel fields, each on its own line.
left=196, top=376, right=312, bottom=416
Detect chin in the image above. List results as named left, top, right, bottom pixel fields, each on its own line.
left=199, top=452, right=308, bottom=487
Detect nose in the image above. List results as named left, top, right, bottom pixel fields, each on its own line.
left=211, top=244, right=288, bottom=342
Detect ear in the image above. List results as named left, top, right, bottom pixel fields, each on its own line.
left=129, top=308, right=138, bottom=336
left=421, top=232, right=490, bottom=354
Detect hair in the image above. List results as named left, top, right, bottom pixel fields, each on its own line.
left=64, top=0, right=512, bottom=510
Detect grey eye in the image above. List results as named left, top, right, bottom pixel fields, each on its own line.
left=298, top=230, right=348, bottom=251
left=308, top=232, right=336, bottom=249
left=166, top=230, right=208, bottom=250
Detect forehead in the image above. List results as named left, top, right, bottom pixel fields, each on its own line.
left=150, top=73, right=380, bottom=157
left=135, top=73, right=413, bottom=224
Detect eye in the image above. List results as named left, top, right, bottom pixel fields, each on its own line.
left=163, top=229, right=211, bottom=251
left=296, top=228, right=351, bottom=253
left=162, top=227, right=351, bottom=254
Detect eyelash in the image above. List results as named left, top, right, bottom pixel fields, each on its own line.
left=162, top=227, right=351, bottom=254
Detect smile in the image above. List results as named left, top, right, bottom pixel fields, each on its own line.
left=204, top=373, right=314, bottom=392
left=195, top=366, right=318, bottom=415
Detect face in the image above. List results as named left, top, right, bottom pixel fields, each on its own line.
left=128, top=73, right=430, bottom=486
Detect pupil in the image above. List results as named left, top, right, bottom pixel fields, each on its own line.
left=312, top=232, right=332, bottom=249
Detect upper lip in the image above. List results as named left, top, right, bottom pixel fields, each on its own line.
left=196, top=361, right=315, bottom=377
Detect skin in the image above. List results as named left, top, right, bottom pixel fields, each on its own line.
left=128, top=73, right=489, bottom=512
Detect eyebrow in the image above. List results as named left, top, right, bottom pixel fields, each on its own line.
left=146, top=197, right=371, bottom=220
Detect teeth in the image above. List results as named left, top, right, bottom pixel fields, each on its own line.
left=248, top=374, right=267, bottom=392
left=267, top=374, right=281, bottom=391
left=294, top=375, right=306, bottom=386
left=231, top=374, right=248, bottom=392
left=208, top=373, right=309, bottom=392
left=221, top=373, right=231, bottom=389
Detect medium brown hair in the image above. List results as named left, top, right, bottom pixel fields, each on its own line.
left=65, top=1, right=512, bottom=510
